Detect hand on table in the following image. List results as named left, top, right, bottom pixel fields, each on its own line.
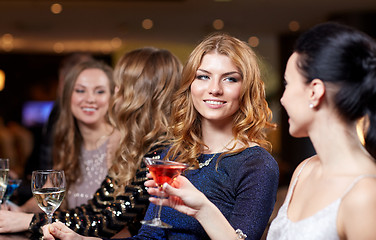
left=0, top=210, right=33, bottom=233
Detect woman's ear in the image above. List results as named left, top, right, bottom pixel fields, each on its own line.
left=309, top=78, right=325, bottom=108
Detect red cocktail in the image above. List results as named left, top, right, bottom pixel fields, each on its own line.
left=142, top=157, right=188, bottom=228
left=148, top=164, right=187, bottom=188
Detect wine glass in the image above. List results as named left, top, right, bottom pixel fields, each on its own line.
left=0, top=158, right=9, bottom=205
left=141, top=157, right=188, bottom=228
left=31, top=170, right=66, bottom=224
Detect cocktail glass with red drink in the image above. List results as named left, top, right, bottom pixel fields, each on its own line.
left=142, top=157, right=188, bottom=228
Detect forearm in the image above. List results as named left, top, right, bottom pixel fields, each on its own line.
left=20, top=197, right=42, bottom=213
left=195, top=200, right=237, bottom=240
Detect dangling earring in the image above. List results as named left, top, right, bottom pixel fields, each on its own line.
left=309, top=103, right=314, bottom=109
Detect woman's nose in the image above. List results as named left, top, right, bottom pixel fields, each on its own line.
left=85, top=92, right=95, bottom=103
left=208, top=80, right=223, bottom=96
left=280, top=93, right=285, bottom=107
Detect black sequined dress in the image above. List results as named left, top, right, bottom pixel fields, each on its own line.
left=29, top=156, right=153, bottom=238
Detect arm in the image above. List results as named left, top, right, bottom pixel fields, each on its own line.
left=147, top=176, right=239, bottom=240
left=339, top=178, right=376, bottom=239
left=20, top=197, right=43, bottom=213
left=0, top=211, right=33, bottom=233
left=30, top=168, right=149, bottom=238
left=147, top=151, right=279, bottom=240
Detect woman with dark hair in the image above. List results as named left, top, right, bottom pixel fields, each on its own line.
left=267, top=22, right=376, bottom=239
left=42, top=33, right=279, bottom=240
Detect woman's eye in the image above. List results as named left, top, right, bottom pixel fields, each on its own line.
left=74, top=89, right=84, bottom=93
left=196, top=75, right=209, bottom=80
left=96, top=90, right=106, bottom=94
left=224, top=77, right=238, bottom=83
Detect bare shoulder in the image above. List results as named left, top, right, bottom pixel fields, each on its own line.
left=291, top=156, right=318, bottom=179
left=339, top=176, right=376, bottom=239
left=343, top=176, right=376, bottom=206
left=344, top=175, right=376, bottom=200
left=285, top=156, right=318, bottom=191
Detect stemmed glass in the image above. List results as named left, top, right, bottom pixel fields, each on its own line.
left=0, top=158, right=9, bottom=205
left=31, top=170, right=66, bottom=224
left=141, top=157, right=188, bottom=228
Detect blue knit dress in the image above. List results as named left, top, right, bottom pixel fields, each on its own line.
left=113, top=146, right=279, bottom=240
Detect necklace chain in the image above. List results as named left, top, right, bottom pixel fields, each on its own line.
left=198, top=139, right=233, bottom=168
left=198, top=153, right=218, bottom=168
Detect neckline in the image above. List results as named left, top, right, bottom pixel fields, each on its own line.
left=82, top=138, right=109, bottom=153
left=198, top=145, right=260, bottom=166
left=285, top=162, right=376, bottom=223
left=200, top=145, right=260, bottom=157
left=285, top=198, right=341, bottom=224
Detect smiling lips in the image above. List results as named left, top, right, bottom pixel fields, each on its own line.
left=82, top=107, right=97, bottom=113
left=204, top=100, right=226, bottom=107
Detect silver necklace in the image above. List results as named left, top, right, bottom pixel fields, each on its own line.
left=198, top=140, right=233, bottom=168
left=199, top=153, right=218, bottom=168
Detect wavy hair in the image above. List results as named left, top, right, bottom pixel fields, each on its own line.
left=108, top=47, right=182, bottom=193
left=53, top=59, right=114, bottom=189
left=166, top=33, right=275, bottom=168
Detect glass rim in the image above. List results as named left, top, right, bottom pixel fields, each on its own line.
left=143, top=157, right=189, bottom=166
left=32, top=170, right=65, bottom=174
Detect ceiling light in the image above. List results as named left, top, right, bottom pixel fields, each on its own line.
left=51, top=3, right=63, bottom=14
left=248, top=36, right=259, bottom=47
left=111, top=37, right=122, bottom=49
left=288, top=21, right=300, bottom=32
left=0, top=69, right=5, bottom=91
left=53, top=42, right=64, bottom=53
left=213, top=19, right=224, bottom=30
left=142, top=19, right=153, bottom=30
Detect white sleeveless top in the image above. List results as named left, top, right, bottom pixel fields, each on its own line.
left=267, top=160, right=376, bottom=240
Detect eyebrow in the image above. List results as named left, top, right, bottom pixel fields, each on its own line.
left=197, top=69, right=242, bottom=76
left=197, top=69, right=209, bottom=74
left=74, top=83, right=108, bottom=89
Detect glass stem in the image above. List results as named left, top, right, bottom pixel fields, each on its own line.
left=155, top=195, right=163, bottom=220
left=47, top=213, right=53, bottom=224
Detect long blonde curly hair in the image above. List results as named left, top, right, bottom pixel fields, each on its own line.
left=108, top=47, right=182, bottom=193
left=53, top=60, right=115, bottom=189
left=166, top=33, right=275, bottom=168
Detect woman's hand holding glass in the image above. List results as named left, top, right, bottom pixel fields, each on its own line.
left=31, top=170, right=66, bottom=224
left=145, top=174, right=208, bottom=218
left=42, top=221, right=95, bottom=240
left=146, top=174, right=240, bottom=240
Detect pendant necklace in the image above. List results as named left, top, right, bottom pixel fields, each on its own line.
left=199, top=139, right=233, bottom=168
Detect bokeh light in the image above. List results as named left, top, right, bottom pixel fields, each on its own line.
left=142, top=19, right=153, bottom=30
left=248, top=36, right=259, bottom=47
left=51, top=3, right=63, bottom=14
left=213, top=19, right=224, bottom=30
left=288, top=21, right=300, bottom=32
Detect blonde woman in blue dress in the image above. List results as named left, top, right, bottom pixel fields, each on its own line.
left=143, top=22, right=376, bottom=240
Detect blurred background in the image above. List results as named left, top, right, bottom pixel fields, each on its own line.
left=0, top=0, right=375, bottom=188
